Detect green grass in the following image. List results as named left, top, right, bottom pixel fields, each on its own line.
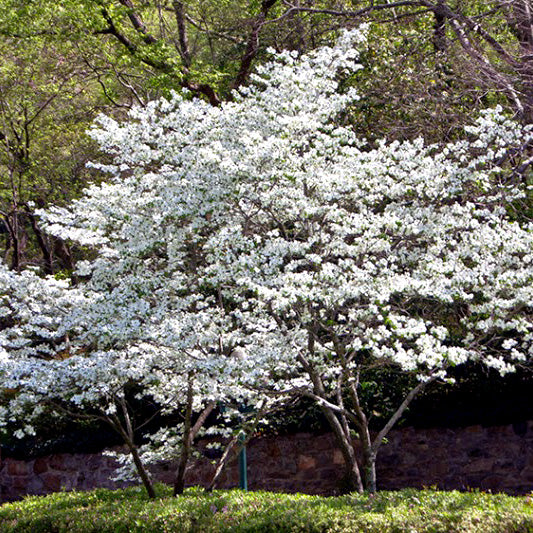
left=1, top=485, right=532, bottom=532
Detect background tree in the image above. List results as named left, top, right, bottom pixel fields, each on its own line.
left=0, top=31, right=110, bottom=272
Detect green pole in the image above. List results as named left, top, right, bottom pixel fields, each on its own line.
left=238, top=431, right=248, bottom=491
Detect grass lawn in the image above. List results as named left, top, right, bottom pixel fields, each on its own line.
left=1, top=484, right=532, bottom=532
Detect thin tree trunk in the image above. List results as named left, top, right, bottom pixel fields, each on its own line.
left=362, top=447, right=377, bottom=493
left=320, top=405, right=364, bottom=492
left=432, top=2, right=447, bottom=52
left=301, top=331, right=364, bottom=492
left=106, top=400, right=157, bottom=500
left=206, top=402, right=266, bottom=491
left=174, top=385, right=216, bottom=494
left=172, top=1, right=191, bottom=68
left=206, top=434, right=240, bottom=492
left=363, top=376, right=436, bottom=492
left=53, top=237, right=75, bottom=273
left=232, top=0, right=278, bottom=89
left=346, top=378, right=374, bottom=492
left=127, top=441, right=156, bottom=499
left=5, top=211, right=20, bottom=271
left=174, top=373, right=194, bottom=496
left=24, top=208, right=53, bottom=274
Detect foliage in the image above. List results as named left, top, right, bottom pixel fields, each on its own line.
left=0, top=32, right=105, bottom=271
left=1, top=485, right=533, bottom=532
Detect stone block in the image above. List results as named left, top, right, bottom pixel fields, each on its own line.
left=7, top=461, right=29, bottom=476
left=265, top=441, right=281, bottom=458
left=378, top=452, right=400, bottom=467
left=463, top=458, right=494, bottom=474
left=10, top=476, right=30, bottom=491
left=426, top=461, right=449, bottom=478
left=269, top=468, right=294, bottom=480
left=516, top=456, right=527, bottom=471
left=493, top=459, right=515, bottom=472
left=33, top=458, right=49, bottom=475
left=430, top=446, right=450, bottom=459
left=280, top=457, right=298, bottom=474
left=298, top=455, right=316, bottom=471
left=41, top=473, right=64, bottom=492
left=317, top=467, right=340, bottom=481
left=48, top=455, right=66, bottom=470
left=466, top=447, right=490, bottom=459
left=156, top=470, right=174, bottom=485
left=480, top=475, right=505, bottom=491
left=25, top=476, right=45, bottom=494
left=313, top=435, right=335, bottom=451
left=332, top=449, right=344, bottom=465
left=519, top=468, right=533, bottom=482
left=401, top=452, right=418, bottom=466
left=295, top=432, right=313, bottom=440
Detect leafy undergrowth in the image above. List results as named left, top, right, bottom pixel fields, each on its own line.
left=1, top=485, right=532, bottom=532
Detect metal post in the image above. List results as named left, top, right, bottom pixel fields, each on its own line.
left=238, top=431, right=248, bottom=491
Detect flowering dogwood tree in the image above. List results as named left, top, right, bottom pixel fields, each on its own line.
left=1, top=27, right=532, bottom=495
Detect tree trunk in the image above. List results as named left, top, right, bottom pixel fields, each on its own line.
left=25, top=208, right=53, bottom=274
left=432, top=3, right=447, bottom=53
left=173, top=438, right=190, bottom=496
left=206, top=434, right=239, bottom=492
left=5, top=211, right=20, bottom=271
left=127, top=441, right=156, bottom=499
left=174, top=395, right=216, bottom=494
left=173, top=373, right=194, bottom=496
left=319, top=405, right=364, bottom=493
left=53, top=237, right=75, bottom=272
left=342, top=445, right=365, bottom=493
left=362, top=449, right=377, bottom=493
left=300, top=338, right=364, bottom=493
left=107, top=400, right=156, bottom=499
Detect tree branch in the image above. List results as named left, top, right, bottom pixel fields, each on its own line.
left=372, top=375, right=437, bottom=454
left=232, top=0, right=280, bottom=89
left=118, top=0, right=158, bottom=45
left=172, top=1, right=192, bottom=68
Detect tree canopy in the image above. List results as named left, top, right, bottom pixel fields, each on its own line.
left=1, top=28, right=532, bottom=494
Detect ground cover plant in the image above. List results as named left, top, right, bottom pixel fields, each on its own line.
left=1, top=485, right=533, bottom=533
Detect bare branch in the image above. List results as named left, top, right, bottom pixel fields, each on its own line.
left=190, top=401, right=216, bottom=439
left=448, top=17, right=525, bottom=115
left=372, top=375, right=437, bottom=454
left=172, top=1, right=192, bottom=68
left=118, top=0, right=158, bottom=45
left=265, top=1, right=426, bottom=25
left=233, top=0, right=280, bottom=89
left=183, top=14, right=244, bottom=45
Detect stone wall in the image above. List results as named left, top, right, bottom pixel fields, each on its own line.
left=1, top=421, right=532, bottom=502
